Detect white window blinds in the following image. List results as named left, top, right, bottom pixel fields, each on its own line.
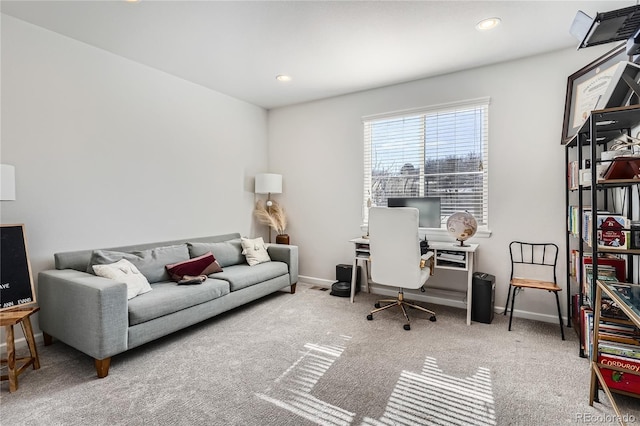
left=363, top=97, right=489, bottom=227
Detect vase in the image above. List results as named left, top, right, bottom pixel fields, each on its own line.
left=275, top=234, right=290, bottom=245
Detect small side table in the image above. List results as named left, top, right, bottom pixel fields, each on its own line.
left=0, top=306, right=40, bottom=392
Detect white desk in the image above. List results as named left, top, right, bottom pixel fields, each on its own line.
left=349, top=238, right=479, bottom=325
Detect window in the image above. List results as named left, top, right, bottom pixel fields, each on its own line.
left=363, top=97, right=489, bottom=227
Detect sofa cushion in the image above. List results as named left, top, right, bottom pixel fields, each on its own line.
left=165, top=252, right=222, bottom=282
left=240, top=237, right=271, bottom=266
left=92, top=259, right=152, bottom=300
left=212, top=261, right=288, bottom=292
left=127, top=279, right=231, bottom=326
left=188, top=239, right=244, bottom=267
left=87, top=244, right=190, bottom=283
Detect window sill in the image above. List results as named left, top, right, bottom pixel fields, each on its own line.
left=359, top=225, right=492, bottom=240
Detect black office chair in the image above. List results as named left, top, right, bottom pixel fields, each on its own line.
left=505, top=241, right=565, bottom=340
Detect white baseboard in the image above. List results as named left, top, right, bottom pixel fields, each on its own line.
left=298, top=275, right=334, bottom=288
left=0, top=332, right=45, bottom=352
left=300, top=276, right=567, bottom=325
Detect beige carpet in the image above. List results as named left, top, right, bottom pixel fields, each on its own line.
left=1, top=282, right=638, bottom=425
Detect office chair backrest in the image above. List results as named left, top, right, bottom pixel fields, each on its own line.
left=368, top=207, right=425, bottom=289
left=509, top=241, right=558, bottom=284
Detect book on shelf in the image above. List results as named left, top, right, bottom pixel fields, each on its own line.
left=582, top=253, right=627, bottom=282
left=582, top=211, right=631, bottom=249
left=583, top=306, right=594, bottom=360
left=599, top=353, right=640, bottom=373
left=599, top=341, right=640, bottom=360
left=597, top=215, right=630, bottom=249
left=583, top=264, right=618, bottom=301
left=600, top=320, right=640, bottom=337
left=597, top=353, right=640, bottom=394
left=581, top=210, right=609, bottom=246
left=599, top=331, right=640, bottom=345
left=567, top=205, right=583, bottom=236
left=572, top=293, right=582, bottom=318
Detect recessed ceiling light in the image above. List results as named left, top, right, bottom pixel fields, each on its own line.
left=476, top=17, right=501, bottom=31
left=276, top=75, right=292, bottom=82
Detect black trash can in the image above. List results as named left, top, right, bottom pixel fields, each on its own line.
left=472, top=272, right=495, bottom=324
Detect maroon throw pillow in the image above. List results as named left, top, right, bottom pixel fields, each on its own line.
left=165, top=252, right=222, bottom=282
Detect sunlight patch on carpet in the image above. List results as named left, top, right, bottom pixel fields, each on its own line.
left=256, top=335, right=355, bottom=425
left=257, top=339, right=496, bottom=426
left=362, top=356, right=496, bottom=426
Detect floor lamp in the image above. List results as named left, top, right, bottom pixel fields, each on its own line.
left=1, top=164, right=16, bottom=201
left=255, top=173, right=282, bottom=243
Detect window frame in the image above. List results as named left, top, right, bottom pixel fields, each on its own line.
left=362, top=97, right=491, bottom=233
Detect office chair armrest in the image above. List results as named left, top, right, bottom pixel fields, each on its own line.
left=420, top=251, right=435, bottom=273
left=421, top=251, right=434, bottom=261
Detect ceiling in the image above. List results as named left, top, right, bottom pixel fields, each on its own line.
left=1, top=1, right=634, bottom=109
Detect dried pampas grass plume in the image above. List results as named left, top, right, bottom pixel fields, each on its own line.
left=254, top=200, right=287, bottom=235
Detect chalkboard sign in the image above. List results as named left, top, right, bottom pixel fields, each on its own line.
left=0, top=224, right=36, bottom=311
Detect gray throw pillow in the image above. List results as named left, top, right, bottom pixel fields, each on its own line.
left=188, top=239, right=244, bottom=267
left=87, top=244, right=190, bottom=283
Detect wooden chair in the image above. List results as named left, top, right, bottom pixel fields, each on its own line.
left=1, top=306, right=40, bottom=392
left=506, top=241, right=565, bottom=340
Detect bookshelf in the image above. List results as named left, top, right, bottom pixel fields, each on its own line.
left=565, top=105, right=640, bottom=423
left=565, top=105, right=640, bottom=356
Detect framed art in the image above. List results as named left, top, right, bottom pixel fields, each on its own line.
left=0, top=224, right=36, bottom=311
left=561, top=44, right=627, bottom=144
left=596, top=61, right=640, bottom=110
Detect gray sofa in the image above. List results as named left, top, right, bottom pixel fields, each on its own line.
left=38, top=233, right=298, bottom=378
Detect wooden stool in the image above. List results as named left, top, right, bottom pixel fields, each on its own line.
left=0, top=306, right=40, bottom=392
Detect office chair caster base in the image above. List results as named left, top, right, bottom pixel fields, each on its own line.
left=403, top=324, right=410, bottom=330
left=366, top=314, right=373, bottom=321
left=429, top=316, right=436, bottom=322
left=374, top=303, right=381, bottom=309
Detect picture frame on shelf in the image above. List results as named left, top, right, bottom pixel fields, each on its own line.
left=595, top=61, right=640, bottom=110
left=561, top=44, right=627, bottom=144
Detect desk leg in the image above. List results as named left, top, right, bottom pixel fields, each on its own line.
left=350, top=258, right=358, bottom=303
left=466, top=253, right=474, bottom=326
left=363, top=260, right=370, bottom=294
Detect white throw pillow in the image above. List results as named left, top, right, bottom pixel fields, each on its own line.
left=93, top=259, right=153, bottom=300
left=240, top=237, right=271, bottom=266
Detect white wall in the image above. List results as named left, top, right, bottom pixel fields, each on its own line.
left=1, top=15, right=268, bottom=334
left=268, top=44, right=617, bottom=323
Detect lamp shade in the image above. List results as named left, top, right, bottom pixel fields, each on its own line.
left=1, top=164, right=16, bottom=201
left=255, top=173, right=282, bottom=194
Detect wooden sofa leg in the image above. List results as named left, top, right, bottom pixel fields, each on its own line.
left=95, top=358, right=111, bottom=378
left=43, top=332, right=53, bottom=346
left=290, top=283, right=297, bottom=294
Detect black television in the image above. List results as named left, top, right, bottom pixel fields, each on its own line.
left=387, top=197, right=442, bottom=228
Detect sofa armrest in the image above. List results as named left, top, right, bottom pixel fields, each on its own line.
left=267, top=244, right=298, bottom=285
left=38, top=269, right=129, bottom=360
